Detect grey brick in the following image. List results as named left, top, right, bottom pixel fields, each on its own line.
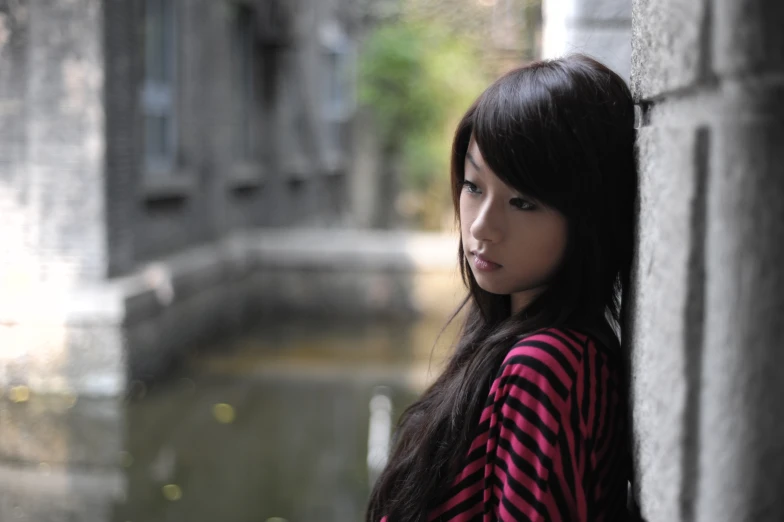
left=714, top=0, right=784, bottom=77
left=631, top=0, right=708, bottom=100
left=698, top=120, right=784, bottom=522
left=720, top=80, right=784, bottom=123
left=628, top=122, right=703, bottom=522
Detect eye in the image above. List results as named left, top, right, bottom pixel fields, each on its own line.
left=461, top=180, right=481, bottom=194
left=510, top=197, right=535, bottom=211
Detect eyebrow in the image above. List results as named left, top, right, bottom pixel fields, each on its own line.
left=466, top=151, right=483, bottom=172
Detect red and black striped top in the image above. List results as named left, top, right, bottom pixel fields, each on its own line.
left=384, top=327, right=628, bottom=522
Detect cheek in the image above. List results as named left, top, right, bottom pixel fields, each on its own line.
left=539, top=216, right=569, bottom=269
left=515, top=214, right=569, bottom=272
left=458, top=195, right=473, bottom=236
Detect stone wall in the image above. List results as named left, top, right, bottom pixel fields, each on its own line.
left=629, top=0, right=784, bottom=520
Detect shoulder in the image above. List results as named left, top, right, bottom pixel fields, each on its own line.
left=494, top=328, right=594, bottom=403
left=505, top=327, right=590, bottom=365
left=503, top=328, right=592, bottom=376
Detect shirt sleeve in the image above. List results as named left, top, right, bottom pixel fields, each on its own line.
left=486, top=329, right=591, bottom=522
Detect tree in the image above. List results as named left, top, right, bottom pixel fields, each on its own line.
left=358, top=0, right=541, bottom=229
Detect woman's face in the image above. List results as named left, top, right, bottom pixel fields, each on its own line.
left=460, top=138, right=569, bottom=314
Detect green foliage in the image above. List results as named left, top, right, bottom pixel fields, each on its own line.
left=358, top=20, right=488, bottom=228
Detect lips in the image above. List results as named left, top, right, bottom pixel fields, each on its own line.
left=471, top=251, right=502, bottom=272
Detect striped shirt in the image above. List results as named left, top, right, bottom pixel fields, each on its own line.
left=384, top=327, right=628, bottom=522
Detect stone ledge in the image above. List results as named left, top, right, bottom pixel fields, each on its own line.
left=245, top=229, right=458, bottom=272
left=639, top=80, right=784, bottom=128
left=0, top=229, right=464, bottom=398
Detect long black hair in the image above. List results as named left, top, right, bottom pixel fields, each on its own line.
left=366, top=54, right=637, bottom=522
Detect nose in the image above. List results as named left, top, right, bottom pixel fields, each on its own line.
left=469, top=198, right=503, bottom=244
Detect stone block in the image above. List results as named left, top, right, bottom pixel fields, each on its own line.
left=631, top=0, right=707, bottom=100
left=629, top=123, right=703, bottom=522
left=714, top=0, right=784, bottom=76
left=697, top=120, right=784, bottom=522
left=713, top=80, right=784, bottom=125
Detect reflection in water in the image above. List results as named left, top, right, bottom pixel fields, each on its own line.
left=0, top=394, right=125, bottom=522
left=367, top=386, right=393, bottom=487
left=0, top=317, right=456, bottom=522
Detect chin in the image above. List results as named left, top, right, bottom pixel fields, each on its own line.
left=472, top=276, right=512, bottom=296
left=473, top=272, right=543, bottom=298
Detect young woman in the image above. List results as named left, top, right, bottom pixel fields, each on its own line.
left=366, top=54, right=637, bottom=522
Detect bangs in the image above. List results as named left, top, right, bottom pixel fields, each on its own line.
left=470, top=65, right=584, bottom=212
left=452, top=55, right=634, bottom=221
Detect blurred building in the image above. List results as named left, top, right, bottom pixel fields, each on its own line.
left=107, top=0, right=373, bottom=274
left=0, top=0, right=429, bottom=397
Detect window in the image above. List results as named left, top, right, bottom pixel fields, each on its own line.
left=232, top=5, right=257, bottom=162
left=319, top=20, right=356, bottom=167
left=143, top=0, right=177, bottom=174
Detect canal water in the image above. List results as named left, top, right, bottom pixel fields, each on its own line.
left=0, top=316, right=458, bottom=522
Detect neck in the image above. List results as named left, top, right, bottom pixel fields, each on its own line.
left=510, top=287, right=546, bottom=316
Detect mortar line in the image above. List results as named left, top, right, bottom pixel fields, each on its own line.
left=679, top=126, right=709, bottom=522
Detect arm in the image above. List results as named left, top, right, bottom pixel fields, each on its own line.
left=488, top=330, right=590, bottom=522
